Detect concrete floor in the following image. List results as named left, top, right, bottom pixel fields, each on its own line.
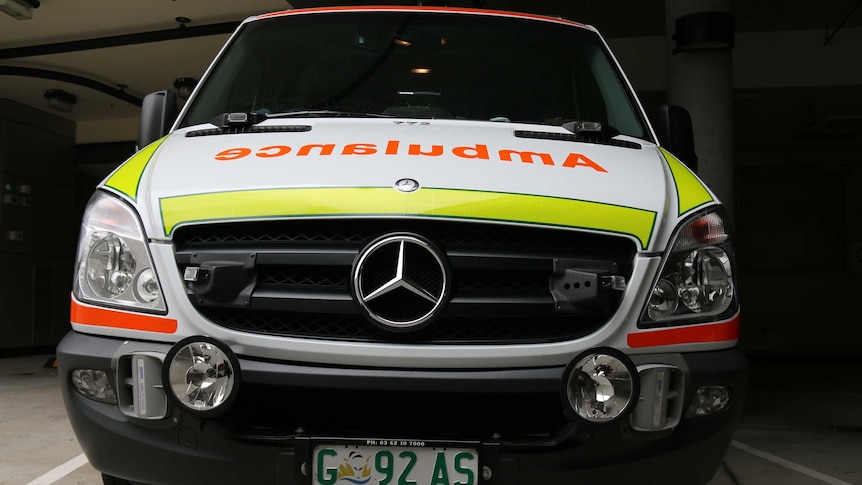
left=1, top=353, right=860, bottom=485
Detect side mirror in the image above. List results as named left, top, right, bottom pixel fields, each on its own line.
left=655, top=104, right=697, bottom=172
left=137, top=90, right=178, bottom=150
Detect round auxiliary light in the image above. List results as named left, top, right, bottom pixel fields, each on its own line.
left=562, top=348, right=639, bottom=424
left=163, top=337, right=240, bottom=417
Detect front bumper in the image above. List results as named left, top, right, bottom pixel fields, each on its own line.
left=57, top=331, right=748, bottom=485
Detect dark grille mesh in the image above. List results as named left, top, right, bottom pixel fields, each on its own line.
left=458, top=270, right=548, bottom=292
left=258, top=266, right=347, bottom=288
left=197, top=308, right=607, bottom=343
left=174, top=219, right=633, bottom=257
left=177, top=220, right=370, bottom=246
left=203, top=310, right=373, bottom=338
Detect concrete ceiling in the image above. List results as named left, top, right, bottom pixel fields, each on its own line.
left=288, top=0, right=862, bottom=37
left=0, top=0, right=290, bottom=140
left=0, top=0, right=861, bottom=146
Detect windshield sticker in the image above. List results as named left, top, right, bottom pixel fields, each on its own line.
left=213, top=141, right=608, bottom=172
left=160, top=187, right=656, bottom=249
left=659, top=147, right=714, bottom=216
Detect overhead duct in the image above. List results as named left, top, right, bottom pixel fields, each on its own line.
left=0, top=0, right=39, bottom=20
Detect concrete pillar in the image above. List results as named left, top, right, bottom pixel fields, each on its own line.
left=665, top=0, right=735, bottom=217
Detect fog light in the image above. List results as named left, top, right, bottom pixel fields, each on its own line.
left=686, top=386, right=730, bottom=417
left=163, top=337, right=240, bottom=417
left=562, top=348, right=638, bottom=424
left=71, top=369, right=118, bottom=404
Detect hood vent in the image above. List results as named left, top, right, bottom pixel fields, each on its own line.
left=514, top=130, right=642, bottom=149
left=186, top=125, right=312, bottom=137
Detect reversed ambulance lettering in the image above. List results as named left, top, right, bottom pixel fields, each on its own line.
left=214, top=141, right=608, bottom=172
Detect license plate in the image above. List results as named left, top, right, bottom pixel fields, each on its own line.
left=313, top=440, right=478, bottom=485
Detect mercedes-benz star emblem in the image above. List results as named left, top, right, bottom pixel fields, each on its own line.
left=394, top=178, right=420, bottom=193
left=352, top=234, right=449, bottom=330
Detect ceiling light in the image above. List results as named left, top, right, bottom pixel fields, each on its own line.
left=0, top=0, right=39, bottom=20
left=173, top=77, right=197, bottom=99
left=44, top=89, right=77, bottom=112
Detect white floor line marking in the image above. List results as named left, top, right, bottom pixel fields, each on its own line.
left=25, top=453, right=89, bottom=485
left=732, top=440, right=854, bottom=485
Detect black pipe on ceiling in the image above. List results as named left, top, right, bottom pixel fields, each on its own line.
left=0, top=66, right=143, bottom=106
left=0, top=21, right=239, bottom=61
left=824, top=0, right=862, bottom=45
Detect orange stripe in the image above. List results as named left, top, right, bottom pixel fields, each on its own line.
left=255, top=6, right=586, bottom=28
left=70, top=299, right=177, bottom=334
left=627, top=314, right=740, bottom=348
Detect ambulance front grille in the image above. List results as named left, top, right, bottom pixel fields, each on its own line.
left=173, top=219, right=636, bottom=344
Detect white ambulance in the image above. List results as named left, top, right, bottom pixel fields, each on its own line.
left=58, top=6, right=747, bottom=485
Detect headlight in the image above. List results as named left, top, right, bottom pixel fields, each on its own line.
left=561, top=348, right=638, bottom=424
left=163, top=337, right=240, bottom=417
left=73, top=192, right=166, bottom=313
left=641, top=208, right=737, bottom=326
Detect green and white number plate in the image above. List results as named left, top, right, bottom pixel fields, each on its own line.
left=313, top=440, right=478, bottom=485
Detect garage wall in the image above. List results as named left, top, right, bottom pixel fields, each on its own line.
left=734, top=148, right=862, bottom=356
left=0, top=99, right=77, bottom=350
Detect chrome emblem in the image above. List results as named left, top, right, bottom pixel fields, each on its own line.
left=394, top=178, right=420, bottom=193
left=352, top=234, right=449, bottom=330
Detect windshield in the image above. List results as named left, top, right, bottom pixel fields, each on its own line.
left=179, top=10, right=649, bottom=139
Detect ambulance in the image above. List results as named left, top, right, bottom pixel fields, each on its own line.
left=57, top=5, right=747, bottom=485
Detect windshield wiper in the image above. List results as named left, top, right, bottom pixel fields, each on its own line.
left=208, top=110, right=391, bottom=129
left=188, top=112, right=312, bottom=137
left=267, top=110, right=394, bottom=119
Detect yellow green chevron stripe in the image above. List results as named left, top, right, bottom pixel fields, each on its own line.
left=160, top=187, right=657, bottom=249
left=104, top=136, right=169, bottom=201
left=659, top=147, right=714, bottom=216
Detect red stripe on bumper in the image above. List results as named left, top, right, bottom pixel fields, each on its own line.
left=70, top=299, right=177, bottom=334
left=627, top=314, right=740, bottom=348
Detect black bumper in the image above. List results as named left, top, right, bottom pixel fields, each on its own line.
left=57, top=331, right=748, bottom=485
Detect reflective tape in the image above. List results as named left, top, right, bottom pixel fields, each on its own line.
left=659, top=147, right=714, bottom=216
left=104, top=136, right=169, bottom=201
left=627, top=313, right=740, bottom=348
left=70, top=298, right=177, bottom=334
left=160, top=187, right=657, bottom=249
